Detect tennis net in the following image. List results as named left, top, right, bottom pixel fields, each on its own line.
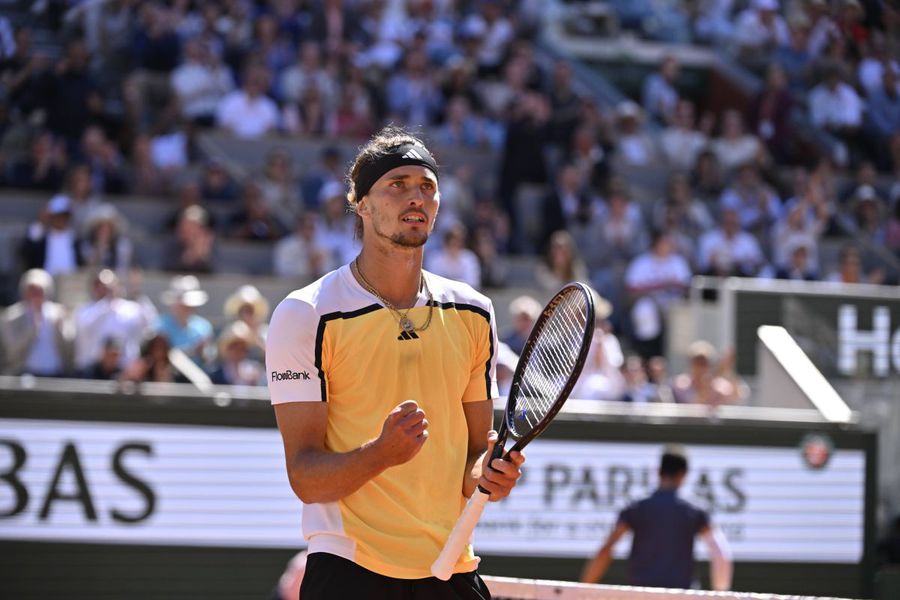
left=481, top=576, right=856, bottom=600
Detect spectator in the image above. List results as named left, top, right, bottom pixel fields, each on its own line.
left=127, top=2, right=181, bottom=127
left=652, top=174, right=715, bottom=242
left=426, top=224, right=481, bottom=289
left=571, top=296, right=626, bottom=402
left=20, top=195, right=83, bottom=276
left=592, top=187, right=649, bottom=282
left=771, top=202, right=823, bottom=274
left=808, top=63, right=864, bottom=163
left=163, top=205, right=217, bottom=273
left=216, top=64, right=279, bottom=139
left=77, top=125, right=128, bottom=195
left=826, top=244, right=885, bottom=285
left=433, top=94, right=500, bottom=149
left=621, top=356, right=657, bottom=403
left=258, top=149, right=302, bottom=231
left=535, top=230, right=589, bottom=292
left=850, top=185, right=887, bottom=243
left=865, top=68, right=900, bottom=172
left=774, top=17, right=815, bottom=92
left=223, top=284, right=270, bottom=358
left=646, top=356, right=676, bottom=403
left=466, top=0, right=515, bottom=76
left=711, top=110, right=764, bottom=174
left=127, top=134, right=172, bottom=196
left=156, top=275, right=214, bottom=365
left=74, top=269, right=152, bottom=374
left=170, top=36, right=234, bottom=127
left=209, top=321, right=265, bottom=386
left=672, top=341, right=746, bottom=406
left=697, top=208, right=769, bottom=277
left=53, top=163, right=102, bottom=231
left=659, top=100, right=709, bottom=172
left=614, top=101, right=658, bottom=167
left=83, top=337, right=124, bottom=380
left=691, top=149, right=726, bottom=204
left=274, top=213, right=334, bottom=280
left=78, top=203, right=133, bottom=273
left=120, top=332, right=188, bottom=384
left=250, top=13, right=294, bottom=82
left=541, top=163, right=596, bottom=249
left=732, top=0, right=789, bottom=70
left=229, top=181, right=288, bottom=242
left=642, top=55, right=681, bottom=125
left=749, top=63, right=794, bottom=162
left=44, top=37, right=104, bottom=145
left=300, top=146, right=344, bottom=210
left=282, top=82, right=332, bottom=137
left=200, top=159, right=240, bottom=202
left=278, top=41, right=338, bottom=108
left=503, top=295, right=542, bottom=356
left=566, top=124, right=612, bottom=193
left=625, top=230, right=693, bottom=358
left=775, top=241, right=819, bottom=281
left=385, top=49, right=443, bottom=127
left=1, top=269, right=73, bottom=377
left=319, top=183, right=360, bottom=266
left=6, top=131, right=67, bottom=191
left=719, top=162, right=781, bottom=234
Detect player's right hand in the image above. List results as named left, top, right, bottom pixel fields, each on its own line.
left=375, top=400, right=428, bottom=467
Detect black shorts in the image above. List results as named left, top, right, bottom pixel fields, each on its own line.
left=298, top=552, right=492, bottom=600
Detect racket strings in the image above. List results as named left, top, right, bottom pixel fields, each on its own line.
left=512, top=292, right=590, bottom=435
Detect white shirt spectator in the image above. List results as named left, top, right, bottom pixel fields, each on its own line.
left=809, top=82, right=863, bottom=129
left=697, top=228, right=766, bottom=274
left=660, top=127, right=708, bottom=171
left=426, top=247, right=482, bottom=289
left=150, top=131, right=188, bottom=170
left=858, top=58, right=899, bottom=97
left=44, top=229, right=78, bottom=276
left=712, top=135, right=761, bottom=173
left=216, top=90, right=279, bottom=139
left=273, top=222, right=335, bottom=280
left=74, top=296, right=152, bottom=371
left=171, top=61, right=234, bottom=121
left=733, top=4, right=789, bottom=54
left=625, top=251, right=692, bottom=309
left=24, top=303, right=64, bottom=376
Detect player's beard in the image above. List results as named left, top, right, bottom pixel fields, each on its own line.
left=370, top=208, right=436, bottom=248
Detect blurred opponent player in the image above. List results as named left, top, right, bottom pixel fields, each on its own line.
left=266, top=126, right=524, bottom=599
left=581, top=446, right=733, bottom=590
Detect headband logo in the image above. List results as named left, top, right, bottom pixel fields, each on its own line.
left=403, top=148, right=424, bottom=160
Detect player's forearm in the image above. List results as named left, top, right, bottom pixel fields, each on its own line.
left=580, top=546, right=612, bottom=583
left=462, top=445, right=489, bottom=498
left=286, top=439, right=390, bottom=504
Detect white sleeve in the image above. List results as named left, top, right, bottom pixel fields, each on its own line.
left=265, top=297, right=325, bottom=404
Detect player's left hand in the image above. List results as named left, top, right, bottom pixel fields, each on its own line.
left=478, top=430, right=525, bottom=501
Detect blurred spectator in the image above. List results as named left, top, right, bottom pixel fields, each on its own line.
left=274, top=213, right=334, bottom=280
left=300, top=146, right=345, bottom=211
left=125, top=2, right=180, bottom=128
left=808, top=64, right=864, bottom=164
left=209, top=321, right=265, bottom=386
left=659, top=100, right=709, bottom=172
left=229, top=181, right=288, bottom=242
left=223, top=284, right=269, bottom=357
left=78, top=125, right=128, bottom=195
left=541, top=164, right=595, bottom=249
left=567, top=124, right=611, bottom=193
left=503, top=295, right=542, bottom=355
left=646, top=355, right=675, bottom=403
left=625, top=230, right=693, bottom=358
left=864, top=68, right=900, bottom=172
left=385, top=49, right=442, bottom=126
left=571, top=295, right=626, bottom=401
left=673, top=341, right=747, bottom=406
left=250, top=13, right=294, bottom=83
left=426, top=224, right=481, bottom=289
left=749, top=63, right=794, bottom=162
left=826, top=244, right=885, bottom=285
left=216, top=64, right=279, bottom=139
left=698, top=208, right=769, bottom=277
left=148, top=108, right=190, bottom=177
left=84, top=337, right=124, bottom=381
left=546, top=60, right=582, bottom=148
left=164, top=205, right=217, bottom=273
left=127, top=134, right=172, bottom=196
left=733, top=0, right=789, bottom=70
left=20, top=196, right=83, bottom=276
left=806, top=0, right=840, bottom=58
left=319, top=183, right=360, bottom=266
left=170, top=36, right=234, bottom=127
left=333, top=67, right=377, bottom=139
left=258, top=149, right=302, bottom=230
left=642, top=55, right=680, bottom=125
left=74, top=269, right=152, bottom=374
left=120, top=332, right=188, bottom=384
left=434, top=95, right=500, bottom=149
left=167, top=180, right=217, bottom=231
left=593, top=186, right=649, bottom=276
left=6, top=131, right=67, bottom=190
left=712, top=110, right=764, bottom=174
left=156, top=275, right=214, bottom=365
left=200, top=160, right=240, bottom=202
left=719, top=162, right=781, bottom=234
left=652, top=174, right=714, bottom=242
left=467, top=0, right=515, bottom=76
left=279, top=41, right=338, bottom=108
left=1, top=269, right=73, bottom=377
left=54, top=163, right=102, bottom=231
left=850, top=185, right=887, bottom=243
left=78, top=204, right=133, bottom=272
left=535, top=230, right=589, bottom=292
left=774, top=17, right=815, bottom=92
left=282, top=82, right=332, bottom=137
left=614, top=101, right=658, bottom=167
left=45, top=37, right=105, bottom=145
left=771, top=201, right=824, bottom=274
left=775, top=241, right=819, bottom=281
left=0, top=25, right=52, bottom=119
left=621, top=355, right=656, bottom=403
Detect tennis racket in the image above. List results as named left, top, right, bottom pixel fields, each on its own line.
left=431, top=282, right=596, bottom=580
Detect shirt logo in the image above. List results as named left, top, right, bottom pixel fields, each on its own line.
left=397, top=330, right=420, bottom=341
left=271, top=369, right=310, bottom=381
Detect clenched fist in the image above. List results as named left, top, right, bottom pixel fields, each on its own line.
left=374, top=400, right=429, bottom=467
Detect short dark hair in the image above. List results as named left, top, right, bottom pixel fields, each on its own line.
left=660, top=449, right=688, bottom=477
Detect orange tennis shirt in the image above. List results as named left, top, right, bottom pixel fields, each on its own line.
left=267, top=264, right=499, bottom=579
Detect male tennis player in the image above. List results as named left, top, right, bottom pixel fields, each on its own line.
left=580, top=447, right=733, bottom=590
left=267, top=126, right=524, bottom=599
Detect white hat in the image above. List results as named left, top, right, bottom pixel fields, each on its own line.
left=46, top=195, right=71, bottom=215
left=82, top=203, right=125, bottom=235
left=318, top=181, right=345, bottom=205
left=19, top=268, right=54, bottom=296
left=217, top=320, right=256, bottom=355
left=223, top=285, right=270, bottom=320
left=161, top=275, right=209, bottom=307
left=509, top=295, right=542, bottom=320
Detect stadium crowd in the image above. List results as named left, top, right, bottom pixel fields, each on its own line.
left=0, top=0, right=897, bottom=400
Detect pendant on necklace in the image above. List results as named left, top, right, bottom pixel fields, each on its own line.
left=399, top=316, right=415, bottom=333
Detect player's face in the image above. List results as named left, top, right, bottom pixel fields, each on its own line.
left=360, top=165, right=440, bottom=248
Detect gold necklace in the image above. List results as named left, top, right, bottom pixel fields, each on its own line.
left=354, top=257, right=434, bottom=333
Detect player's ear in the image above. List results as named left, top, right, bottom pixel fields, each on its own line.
left=356, top=197, right=369, bottom=216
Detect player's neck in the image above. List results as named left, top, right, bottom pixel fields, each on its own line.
left=355, top=245, right=425, bottom=309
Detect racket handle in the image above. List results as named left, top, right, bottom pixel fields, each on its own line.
left=430, top=489, right=490, bottom=581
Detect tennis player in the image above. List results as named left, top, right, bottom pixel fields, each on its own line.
left=267, top=126, right=524, bottom=599
left=580, top=447, right=733, bottom=590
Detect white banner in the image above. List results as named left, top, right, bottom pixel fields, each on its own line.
left=0, top=419, right=865, bottom=562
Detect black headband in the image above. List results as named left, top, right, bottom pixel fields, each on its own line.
left=354, top=143, right=439, bottom=201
